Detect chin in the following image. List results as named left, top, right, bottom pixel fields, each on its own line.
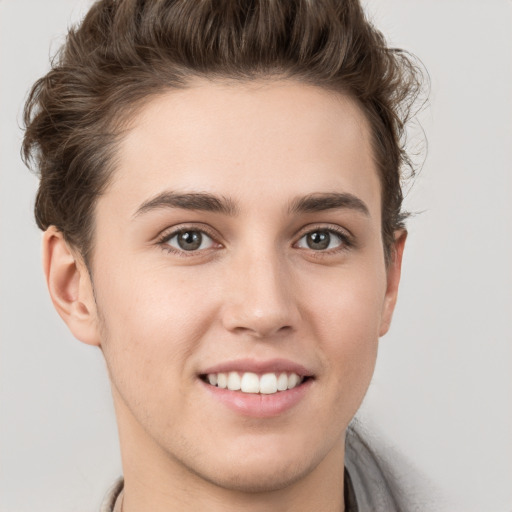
left=187, top=432, right=319, bottom=491
left=196, top=458, right=314, bottom=494
left=161, top=418, right=346, bottom=494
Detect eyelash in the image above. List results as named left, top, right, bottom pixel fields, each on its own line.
left=155, top=224, right=354, bottom=257
left=156, top=225, right=220, bottom=257
left=295, top=225, right=354, bottom=254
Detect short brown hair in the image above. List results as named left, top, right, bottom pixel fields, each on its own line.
left=22, top=0, right=424, bottom=265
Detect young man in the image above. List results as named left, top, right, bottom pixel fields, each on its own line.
left=22, top=1, right=422, bottom=510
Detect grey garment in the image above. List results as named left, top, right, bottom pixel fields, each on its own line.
left=345, top=425, right=401, bottom=512
left=99, top=477, right=123, bottom=512
left=100, top=428, right=399, bottom=511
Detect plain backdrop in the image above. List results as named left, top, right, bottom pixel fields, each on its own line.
left=1, top=1, right=511, bottom=511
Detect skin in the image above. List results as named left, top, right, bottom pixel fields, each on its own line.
left=43, top=80, right=406, bottom=512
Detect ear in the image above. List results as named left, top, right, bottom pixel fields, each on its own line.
left=379, top=230, right=407, bottom=337
left=42, top=226, right=101, bottom=346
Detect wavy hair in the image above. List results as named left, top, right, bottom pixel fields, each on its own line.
left=23, top=0, right=425, bottom=264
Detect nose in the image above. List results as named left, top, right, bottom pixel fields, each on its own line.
left=221, top=250, right=300, bottom=339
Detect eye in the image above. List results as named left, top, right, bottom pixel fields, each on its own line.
left=164, top=229, right=216, bottom=252
left=296, top=229, right=346, bottom=251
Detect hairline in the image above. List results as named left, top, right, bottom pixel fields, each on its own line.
left=76, top=76, right=396, bottom=269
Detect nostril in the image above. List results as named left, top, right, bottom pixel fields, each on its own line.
left=231, top=323, right=293, bottom=338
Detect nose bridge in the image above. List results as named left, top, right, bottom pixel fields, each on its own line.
left=221, top=242, right=298, bottom=337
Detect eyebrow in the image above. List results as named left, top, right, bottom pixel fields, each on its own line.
left=133, top=190, right=370, bottom=219
left=133, top=191, right=239, bottom=218
left=288, top=192, right=370, bottom=216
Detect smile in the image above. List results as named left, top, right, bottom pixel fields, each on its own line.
left=203, top=371, right=305, bottom=395
left=199, top=359, right=314, bottom=417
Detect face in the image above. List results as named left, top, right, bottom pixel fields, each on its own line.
left=84, top=81, right=402, bottom=492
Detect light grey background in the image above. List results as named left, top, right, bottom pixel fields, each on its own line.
left=1, top=1, right=511, bottom=511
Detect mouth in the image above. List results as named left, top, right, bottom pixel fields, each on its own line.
left=198, top=360, right=314, bottom=417
left=200, top=371, right=312, bottom=395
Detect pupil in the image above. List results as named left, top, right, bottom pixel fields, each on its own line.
left=178, top=231, right=202, bottom=250
left=307, top=231, right=330, bottom=250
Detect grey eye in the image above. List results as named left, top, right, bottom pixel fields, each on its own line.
left=167, top=230, right=214, bottom=251
left=296, top=230, right=343, bottom=251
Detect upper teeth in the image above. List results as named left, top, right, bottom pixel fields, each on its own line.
left=207, top=372, right=303, bottom=394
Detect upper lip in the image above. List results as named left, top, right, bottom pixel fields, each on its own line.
left=200, top=358, right=314, bottom=377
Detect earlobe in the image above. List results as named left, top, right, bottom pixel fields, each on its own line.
left=42, top=226, right=101, bottom=347
left=379, top=230, right=407, bottom=337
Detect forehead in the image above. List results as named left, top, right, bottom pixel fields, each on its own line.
left=102, top=80, right=380, bottom=219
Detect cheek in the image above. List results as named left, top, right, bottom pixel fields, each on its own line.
left=309, top=260, right=386, bottom=341
left=307, top=265, right=386, bottom=402
left=94, top=265, right=218, bottom=393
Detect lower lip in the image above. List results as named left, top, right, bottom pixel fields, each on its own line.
left=200, top=378, right=313, bottom=418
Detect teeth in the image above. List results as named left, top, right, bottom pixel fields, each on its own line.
left=241, top=372, right=260, bottom=393
left=217, top=372, right=227, bottom=389
left=227, top=371, right=241, bottom=391
left=259, top=373, right=277, bottom=394
left=287, top=373, right=300, bottom=390
left=277, top=372, right=288, bottom=391
left=206, top=371, right=304, bottom=394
